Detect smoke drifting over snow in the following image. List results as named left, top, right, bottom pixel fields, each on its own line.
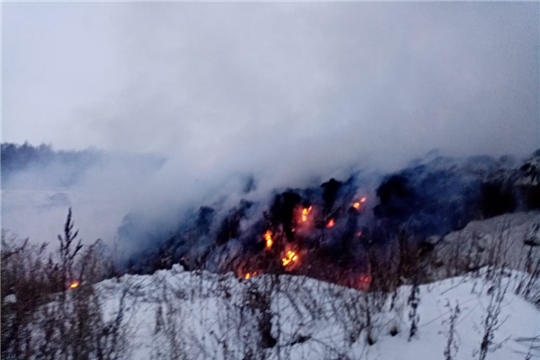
left=2, top=4, right=539, bottom=256
left=1, top=144, right=166, bottom=246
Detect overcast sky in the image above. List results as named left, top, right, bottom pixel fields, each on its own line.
left=2, top=2, right=540, bottom=247
left=4, top=2, right=540, bottom=175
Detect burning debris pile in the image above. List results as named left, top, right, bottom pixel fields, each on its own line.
left=118, top=151, right=540, bottom=288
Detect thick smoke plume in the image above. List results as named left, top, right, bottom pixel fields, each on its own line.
left=2, top=3, right=539, bottom=283
left=3, top=143, right=540, bottom=287
left=116, top=150, right=540, bottom=281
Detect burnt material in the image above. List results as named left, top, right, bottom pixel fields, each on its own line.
left=216, top=200, right=252, bottom=245
left=269, top=191, right=302, bottom=241
left=321, top=178, right=342, bottom=215
left=118, top=149, right=540, bottom=284
left=374, top=175, right=416, bottom=219
left=196, top=206, right=215, bottom=235
left=480, top=182, right=516, bottom=218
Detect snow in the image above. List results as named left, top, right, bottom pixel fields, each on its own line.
left=432, top=211, right=540, bottom=276
left=4, top=294, right=17, bottom=304
left=95, top=265, right=540, bottom=360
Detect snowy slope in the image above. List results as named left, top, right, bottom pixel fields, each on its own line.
left=430, top=212, right=540, bottom=279
left=96, top=265, right=540, bottom=360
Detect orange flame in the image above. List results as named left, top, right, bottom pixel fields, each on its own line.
left=263, top=230, right=273, bottom=249
left=282, top=250, right=299, bottom=266
left=326, top=219, right=335, bottom=228
left=69, top=282, right=79, bottom=289
left=353, top=197, right=366, bottom=209
left=244, top=271, right=258, bottom=280
left=301, top=206, right=312, bottom=222
left=245, top=273, right=251, bottom=279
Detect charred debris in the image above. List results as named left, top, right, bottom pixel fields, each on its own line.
left=119, top=151, right=540, bottom=289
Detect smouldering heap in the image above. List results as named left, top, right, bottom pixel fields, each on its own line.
left=243, top=198, right=369, bottom=288
left=122, top=151, right=540, bottom=292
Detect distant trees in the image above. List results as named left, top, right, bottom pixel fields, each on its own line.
left=1, top=142, right=101, bottom=187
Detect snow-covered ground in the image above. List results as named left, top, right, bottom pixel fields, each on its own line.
left=96, top=265, right=539, bottom=360
left=4, top=199, right=539, bottom=360
left=432, top=212, right=540, bottom=274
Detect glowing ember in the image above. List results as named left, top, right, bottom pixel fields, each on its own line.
left=360, top=197, right=367, bottom=203
left=326, top=219, right=335, bottom=228
left=244, top=271, right=258, bottom=279
left=282, top=250, right=299, bottom=266
left=357, top=231, right=362, bottom=237
left=301, top=206, right=312, bottom=222
left=263, top=230, right=273, bottom=249
left=69, top=282, right=79, bottom=289
left=359, top=275, right=372, bottom=283
left=352, top=202, right=361, bottom=210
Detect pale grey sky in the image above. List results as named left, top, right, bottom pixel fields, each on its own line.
left=3, top=2, right=540, bottom=175
left=2, top=2, right=540, bottom=247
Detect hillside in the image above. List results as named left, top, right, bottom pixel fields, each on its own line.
left=2, top=210, right=539, bottom=360
left=95, top=265, right=539, bottom=360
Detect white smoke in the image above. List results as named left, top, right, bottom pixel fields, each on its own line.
left=2, top=2, right=538, bottom=249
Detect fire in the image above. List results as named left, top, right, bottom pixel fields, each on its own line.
left=326, top=219, right=335, bottom=228
left=301, top=206, right=312, bottom=222
left=69, top=282, right=79, bottom=289
left=357, top=231, right=362, bottom=237
left=245, top=272, right=257, bottom=280
left=263, top=230, right=273, bottom=249
left=359, top=275, right=372, bottom=283
left=353, top=197, right=366, bottom=209
left=282, top=250, right=299, bottom=266
left=357, top=274, right=372, bottom=291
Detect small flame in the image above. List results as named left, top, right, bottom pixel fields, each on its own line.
left=264, top=230, right=273, bottom=249
left=359, top=275, right=372, bottom=283
left=353, top=197, right=366, bottom=209
left=301, top=206, right=312, bottom=222
left=326, top=219, right=335, bottom=228
left=69, top=282, right=79, bottom=289
left=244, top=271, right=257, bottom=280
left=282, top=250, right=299, bottom=266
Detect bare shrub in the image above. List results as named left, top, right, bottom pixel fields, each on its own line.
left=1, top=209, right=130, bottom=360
left=475, top=265, right=511, bottom=360
left=152, top=280, right=189, bottom=360
left=442, top=300, right=461, bottom=360
left=1, top=233, right=50, bottom=359
left=407, top=281, right=420, bottom=341
left=515, top=225, right=540, bottom=307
